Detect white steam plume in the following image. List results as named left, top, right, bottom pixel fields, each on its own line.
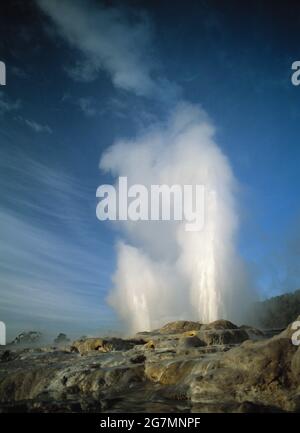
left=100, top=102, right=252, bottom=333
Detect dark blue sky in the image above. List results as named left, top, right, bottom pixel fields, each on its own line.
left=0, top=0, right=300, bottom=338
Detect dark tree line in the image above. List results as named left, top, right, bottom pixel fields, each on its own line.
left=255, top=289, right=300, bottom=328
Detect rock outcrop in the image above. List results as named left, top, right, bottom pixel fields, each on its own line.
left=0, top=318, right=299, bottom=412
left=158, top=321, right=203, bottom=334
left=70, top=337, right=144, bottom=355
left=10, top=331, right=42, bottom=346
left=54, top=334, right=70, bottom=345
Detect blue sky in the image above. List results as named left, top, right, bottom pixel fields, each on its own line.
left=0, top=0, right=299, bottom=338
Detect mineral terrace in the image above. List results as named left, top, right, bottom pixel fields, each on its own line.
left=0, top=318, right=299, bottom=412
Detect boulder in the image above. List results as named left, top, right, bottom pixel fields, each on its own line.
left=54, top=333, right=70, bottom=345
left=158, top=321, right=202, bottom=335
left=201, top=320, right=238, bottom=331
left=190, top=324, right=299, bottom=412
left=10, top=331, right=42, bottom=346
left=291, top=346, right=300, bottom=380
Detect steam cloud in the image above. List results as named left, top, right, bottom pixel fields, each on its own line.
left=38, top=0, right=253, bottom=332
left=100, top=102, right=253, bottom=333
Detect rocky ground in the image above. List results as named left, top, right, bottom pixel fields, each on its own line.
left=0, top=318, right=299, bottom=413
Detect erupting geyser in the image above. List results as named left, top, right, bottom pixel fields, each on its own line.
left=100, top=102, right=252, bottom=333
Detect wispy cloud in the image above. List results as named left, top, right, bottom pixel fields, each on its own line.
left=61, top=93, right=129, bottom=119
left=77, top=97, right=97, bottom=117
left=0, top=95, right=52, bottom=133
left=37, top=0, right=158, bottom=96
left=0, top=92, right=21, bottom=115
left=65, top=60, right=98, bottom=83
left=24, top=118, right=53, bottom=133
left=0, top=144, right=114, bottom=339
left=0, top=209, right=112, bottom=339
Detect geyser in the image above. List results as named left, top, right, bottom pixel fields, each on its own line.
left=100, top=102, right=252, bottom=333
